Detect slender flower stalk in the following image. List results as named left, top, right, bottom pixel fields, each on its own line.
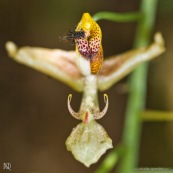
left=119, top=0, right=159, bottom=173
left=93, top=11, right=142, bottom=23
left=141, top=110, right=173, bottom=122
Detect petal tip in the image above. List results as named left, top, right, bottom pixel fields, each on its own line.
left=6, top=41, right=18, bottom=57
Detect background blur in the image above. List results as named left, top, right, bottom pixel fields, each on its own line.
left=0, top=0, right=173, bottom=173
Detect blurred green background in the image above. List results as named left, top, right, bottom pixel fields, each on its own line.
left=0, top=0, right=173, bottom=173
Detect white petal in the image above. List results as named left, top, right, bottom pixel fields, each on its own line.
left=66, top=120, right=113, bottom=167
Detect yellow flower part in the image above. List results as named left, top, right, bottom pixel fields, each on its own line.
left=75, top=13, right=103, bottom=76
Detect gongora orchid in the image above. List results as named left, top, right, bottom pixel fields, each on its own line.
left=6, top=13, right=165, bottom=167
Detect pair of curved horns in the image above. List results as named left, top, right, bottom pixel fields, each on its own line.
left=67, top=94, right=108, bottom=120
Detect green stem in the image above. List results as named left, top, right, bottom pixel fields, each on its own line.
left=93, top=11, right=142, bottom=22
left=141, top=110, right=173, bottom=122
left=119, top=0, right=158, bottom=173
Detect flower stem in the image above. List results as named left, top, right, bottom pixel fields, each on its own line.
left=93, top=11, right=142, bottom=23
left=118, top=0, right=158, bottom=173
left=141, top=110, right=173, bottom=122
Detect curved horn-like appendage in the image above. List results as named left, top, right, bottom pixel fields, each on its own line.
left=67, top=94, right=83, bottom=120
left=94, top=94, right=109, bottom=119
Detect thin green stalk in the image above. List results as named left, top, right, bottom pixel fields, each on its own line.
left=93, top=11, right=142, bottom=22
left=119, top=0, right=158, bottom=173
left=141, top=110, right=173, bottom=122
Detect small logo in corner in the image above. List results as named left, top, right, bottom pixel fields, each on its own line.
left=3, top=163, right=11, bottom=171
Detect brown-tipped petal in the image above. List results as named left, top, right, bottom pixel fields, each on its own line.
left=67, top=94, right=83, bottom=120
left=98, top=33, right=165, bottom=91
left=94, top=94, right=109, bottom=119
left=6, top=42, right=83, bottom=92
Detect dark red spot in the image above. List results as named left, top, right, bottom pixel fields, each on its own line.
left=84, top=112, right=88, bottom=124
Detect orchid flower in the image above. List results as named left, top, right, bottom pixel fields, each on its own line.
left=6, top=13, right=165, bottom=167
